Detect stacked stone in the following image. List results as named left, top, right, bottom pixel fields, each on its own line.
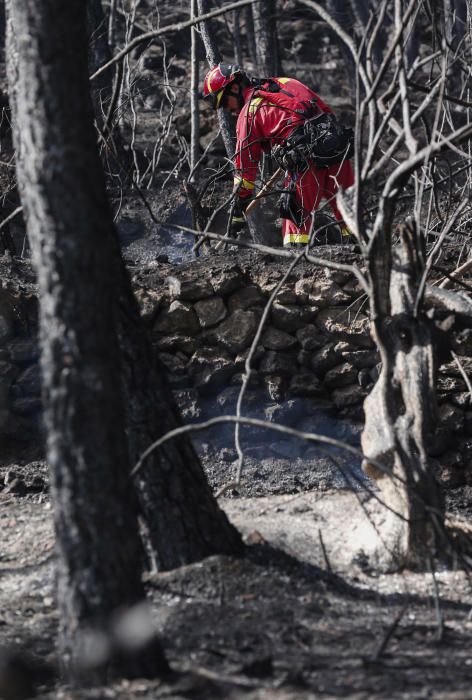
left=0, top=285, right=41, bottom=447
left=149, top=262, right=376, bottom=418
left=2, top=251, right=472, bottom=489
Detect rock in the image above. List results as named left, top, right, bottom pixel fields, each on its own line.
left=439, top=356, right=472, bottom=377
left=316, top=311, right=371, bottom=343
left=342, top=278, right=364, bottom=296
left=219, top=447, right=237, bottom=463
left=259, top=350, right=297, bottom=376
left=357, top=368, right=373, bottom=390
left=324, top=362, right=358, bottom=389
left=214, top=310, right=259, bottom=354
left=211, top=266, right=246, bottom=296
left=264, top=375, right=286, bottom=402
left=274, top=286, right=298, bottom=305
left=324, top=268, right=353, bottom=286
left=289, top=373, right=324, bottom=397
left=155, top=334, right=197, bottom=354
left=4, top=475, right=27, bottom=496
left=134, top=288, right=164, bottom=321
left=450, top=392, right=472, bottom=409
left=167, top=274, right=214, bottom=301
left=228, top=285, right=266, bottom=311
left=158, top=352, right=187, bottom=375
left=194, top=297, right=227, bottom=328
left=331, top=385, right=365, bottom=408
left=264, top=398, right=308, bottom=426
left=437, top=376, right=466, bottom=393
left=439, top=465, right=465, bottom=488
left=261, top=327, right=298, bottom=351
left=311, top=343, right=340, bottom=374
left=294, top=278, right=350, bottom=308
left=297, top=350, right=313, bottom=369
left=11, top=365, right=41, bottom=397
left=270, top=303, right=317, bottom=332
left=438, top=402, right=464, bottom=433
left=234, top=345, right=265, bottom=369
left=172, top=389, right=202, bottom=422
left=452, top=328, right=472, bottom=356
left=188, top=348, right=234, bottom=394
left=155, top=300, right=200, bottom=335
left=0, top=291, right=13, bottom=342
left=215, top=386, right=241, bottom=413
left=427, top=427, right=453, bottom=457
left=334, top=343, right=379, bottom=368
left=296, top=324, right=326, bottom=350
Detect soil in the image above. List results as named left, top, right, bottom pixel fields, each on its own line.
left=2, top=457, right=472, bottom=700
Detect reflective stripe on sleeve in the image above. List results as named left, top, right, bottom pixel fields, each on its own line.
left=233, top=176, right=255, bottom=191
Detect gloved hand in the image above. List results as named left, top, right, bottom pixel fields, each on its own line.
left=229, top=199, right=248, bottom=237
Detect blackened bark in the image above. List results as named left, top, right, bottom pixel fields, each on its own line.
left=197, top=0, right=235, bottom=158
left=6, top=0, right=167, bottom=679
left=114, top=259, right=243, bottom=571
left=87, top=0, right=126, bottom=169
left=252, top=0, right=280, bottom=76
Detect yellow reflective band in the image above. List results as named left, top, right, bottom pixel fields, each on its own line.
left=277, top=78, right=290, bottom=84
left=341, top=227, right=352, bottom=237
left=233, top=176, right=255, bottom=191
left=248, top=96, right=264, bottom=113
left=232, top=216, right=245, bottom=223
left=283, top=233, right=309, bottom=244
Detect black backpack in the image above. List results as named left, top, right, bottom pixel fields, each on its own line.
left=272, top=113, right=354, bottom=170
left=251, top=79, right=353, bottom=170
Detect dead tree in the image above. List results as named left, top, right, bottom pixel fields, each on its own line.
left=190, top=0, right=201, bottom=178
left=305, top=0, right=472, bottom=568
left=197, top=0, right=235, bottom=158
left=252, top=0, right=280, bottom=76
left=6, top=0, right=167, bottom=679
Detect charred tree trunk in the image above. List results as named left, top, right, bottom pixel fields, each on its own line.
left=87, top=0, right=126, bottom=170
left=6, top=0, right=167, bottom=680
left=252, top=0, right=280, bottom=76
left=197, top=0, right=235, bottom=158
left=113, top=264, right=243, bottom=570
left=190, top=0, right=200, bottom=178
left=361, top=222, right=444, bottom=570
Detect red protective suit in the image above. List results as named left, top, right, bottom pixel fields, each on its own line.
left=233, top=77, right=354, bottom=245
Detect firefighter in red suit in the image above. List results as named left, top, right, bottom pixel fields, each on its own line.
left=203, top=64, right=354, bottom=248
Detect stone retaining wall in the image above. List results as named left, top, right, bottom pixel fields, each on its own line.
left=1, top=251, right=471, bottom=488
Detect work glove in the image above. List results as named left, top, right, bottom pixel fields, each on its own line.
left=229, top=199, right=248, bottom=238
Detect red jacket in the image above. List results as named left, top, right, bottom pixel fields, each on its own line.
left=233, top=77, right=332, bottom=199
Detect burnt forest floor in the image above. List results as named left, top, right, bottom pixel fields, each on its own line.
left=2, top=456, right=472, bottom=700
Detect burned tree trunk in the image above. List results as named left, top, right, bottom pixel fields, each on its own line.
left=252, top=0, right=280, bottom=76
left=6, top=0, right=167, bottom=679
left=197, top=0, right=235, bottom=158
left=361, top=222, right=444, bottom=570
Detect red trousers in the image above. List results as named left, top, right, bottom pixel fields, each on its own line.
left=282, top=159, right=354, bottom=245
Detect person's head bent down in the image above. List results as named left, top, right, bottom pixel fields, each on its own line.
left=202, top=63, right=249, bottom=116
